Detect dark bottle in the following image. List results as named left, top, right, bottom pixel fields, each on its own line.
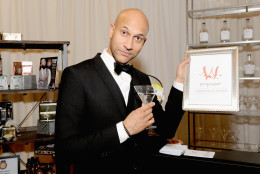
left=52, top=163, right=56, bottom=174
left=26, top=158, right=31, bottom=174
left=35, top=163, right=44, bottom=174
left=46, top=163, right=53, bottom=174
left=30, top=157, right=35, bottom=174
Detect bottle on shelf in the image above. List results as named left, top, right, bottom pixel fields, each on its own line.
left=199, top=22, right=208, bottom=44
left=243, top=18, right=253, bottom=41
left=26, top=158, right=31, bottom=174
left=0, top=54, right=2, bottom=76
left=244, top=53, right=255, bottom=77
left=220, top=20, right=230, bottom=42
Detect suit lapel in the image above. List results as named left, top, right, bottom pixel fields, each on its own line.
left=93, top=55, right=127, bottom=118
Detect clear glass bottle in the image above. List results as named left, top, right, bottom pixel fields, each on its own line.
left=220, top=20, right=230, bottom=42
left=243, top=18, right=253, bottom=41
left=199, top=22, right=208, bottom=44
left=244, top=54, right=255, bottom=77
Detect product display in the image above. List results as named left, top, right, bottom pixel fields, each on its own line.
left=0, top=75, right=8, bottom=90
left=2, top=126, right=16, bottom=138
left=197, top=18, right=257, bottom=43
left=38, top=57, right=58, bottom=89
left=37, top=120, right=55, bottom=135
left=10, top=75, right=37, bottom=90
left=243, top=18, right=253, bottom=41
left=13, top=61, right=33, bottom=75
left=37, top=101, right=56, bottom=135
left=220, top=20, right=230, bottom=42
left=13, top=62, right=22, bottom=75
left=199, top=22, right=208, bottom=43
left=1, top=33, right=21, bottom=40
left=26, top=157, right=56, bottom=174
left=0, top=102, right=13, bottom=122
left=244, top=53, right=255, bottom=77
left=39, top=101, right=57, bottom=121
left=23, top=75, right=37, bottom=89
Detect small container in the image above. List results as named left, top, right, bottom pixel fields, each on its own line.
left=2, top=126, right=16, bottom=138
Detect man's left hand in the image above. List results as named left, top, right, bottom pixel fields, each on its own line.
left=175, top=57, right=191, bottom=84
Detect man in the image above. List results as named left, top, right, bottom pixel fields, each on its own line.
left=55, top=8, right=190, bottom=173
left=38, top=58, right=51, bottom=89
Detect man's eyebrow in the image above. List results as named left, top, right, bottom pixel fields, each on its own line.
left=122, top=26, right=129, bottom=30
left=121, top=26, right=145, bottom=37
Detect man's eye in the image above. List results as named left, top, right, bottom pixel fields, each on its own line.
left=135, top=36, right=144, bottom=41
left=122, top=31, right=127, bottom=35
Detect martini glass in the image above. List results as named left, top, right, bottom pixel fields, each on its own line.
left=134, top=85, right=156, bottom=104
left=134, top=85, right=157, bottom=131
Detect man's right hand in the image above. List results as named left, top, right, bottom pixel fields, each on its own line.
left=123, top=102, right=155, bottom=136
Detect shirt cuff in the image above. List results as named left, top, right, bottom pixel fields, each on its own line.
left=173, top=81, right=183, bottom=92
left=116, top=121, right=129, bottom=143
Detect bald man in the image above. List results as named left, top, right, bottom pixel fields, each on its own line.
left=55, top=8, right=190, bottom=173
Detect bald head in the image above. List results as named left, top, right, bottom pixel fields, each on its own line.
left=107, top=8, right=149, bottom=64
left=114, top=8, right=149, bottom=36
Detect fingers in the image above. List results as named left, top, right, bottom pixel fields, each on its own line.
left=141, top=102, right=155, bottom=111
left=175, top=57, right=191, bottom=83
left=123, top=102, right=155, bottom=136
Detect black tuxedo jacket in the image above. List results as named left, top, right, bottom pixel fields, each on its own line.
left=55, top=53, right=184, bottom=173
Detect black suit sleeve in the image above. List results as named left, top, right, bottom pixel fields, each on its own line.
left=55, top=67, right=120, bottom=163
left=153, top=86, right=185, bottom=138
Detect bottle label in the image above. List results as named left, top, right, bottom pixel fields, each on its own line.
left=221, top=31, right=230, bottom=41
left=244, top=64, right=255, bottom=75
left=200, top=32, right=208, bottom=42
left=244, top=29, right=253, bottom=39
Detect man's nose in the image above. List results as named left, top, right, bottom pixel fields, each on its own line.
left=123, top=37, right=134, bottom=50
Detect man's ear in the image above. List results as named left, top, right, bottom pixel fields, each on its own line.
left=143, top=38, right=147, bottom=45
left=109, top=24, right=115, bottom=39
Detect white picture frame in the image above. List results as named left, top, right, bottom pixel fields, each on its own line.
left=183, top=46, right=239, bottom=112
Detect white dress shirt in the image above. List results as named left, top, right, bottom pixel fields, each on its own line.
left=100, top=49, right=183, bottom=144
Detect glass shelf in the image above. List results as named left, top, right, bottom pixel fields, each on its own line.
left=0, top=40, right=70, bottom=50
left=187, top=40, right=260, bottom=49
left=239, top=77, right=260, bottom=80
left=190, top=140, right=259, bottom=152
left=188, top=2, right=260, bottom=19
left=0, top=88, right=58, bottom=95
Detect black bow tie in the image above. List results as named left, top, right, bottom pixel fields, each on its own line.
left=114, top=62, right=134, bottom=75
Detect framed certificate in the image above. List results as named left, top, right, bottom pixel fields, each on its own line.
left=0, top=155, right=20, bottom=173
left=183, top=46, right=239, bottom=112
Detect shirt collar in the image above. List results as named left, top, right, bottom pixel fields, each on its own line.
left=100, top=48, right=115, bottom=74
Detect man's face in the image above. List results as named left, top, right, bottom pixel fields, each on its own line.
left=41, top=59, right=46, bottom=66
left=108, top=10, right=148, bottom=64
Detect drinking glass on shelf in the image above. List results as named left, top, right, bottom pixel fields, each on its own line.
left=251, top=96, right=258, bottom=112
left=239, top=95, right=246, bottom=112
left=209, top=127, right=217, bottom=145
left=220, top=128, right=229, bottom=146
left=230, top=129, right=240, bottom=149
left=245, top=96, right=252, bottom=113
left=196, top=127, right=204, bottom=145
